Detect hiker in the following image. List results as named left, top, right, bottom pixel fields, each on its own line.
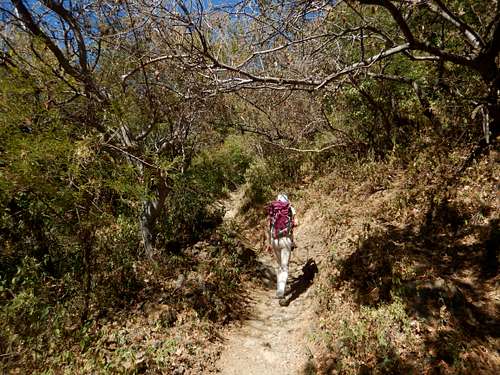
left=266, top=193, right=298, bottom=300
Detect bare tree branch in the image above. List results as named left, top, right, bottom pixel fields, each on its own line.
left=11, top=0, right=107, bottom=104
left=355, top=0, right=476, bottom=68
left=121, top=54, right=189, bottom=84
left=315, top=42, right=410, bottom=89
left=356, top=0, right=416, bottom=43
left=263, top=139, right=349, bottom=153
left=11, top=0, right=82, bottom=80
left=427, top=0, right=485, bottom=50
left=41, top=0, right=90, bottom=73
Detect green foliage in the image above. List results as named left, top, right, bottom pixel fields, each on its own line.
left=1, top=257, right=49, bottom=336
left=244, top=159, right=276, bottom=204
left=242, top=144, right=310, bottom=206
left=317, top=2, right=489, bottom=157
left=158, top=136, right=252, bottom=246
left=339, top=298, right=412, bottom=356
left=1, top=40, right=256, bottom=373
left=318, top=292, right=416, bottom=373
left=191, top=135, right=252, bottom=195
left=0, top=256, right=69, bottom=371
left=0, top=62, right=149, bottom=371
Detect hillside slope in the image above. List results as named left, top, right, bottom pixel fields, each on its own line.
left=213, top=147, right=499, bottom=375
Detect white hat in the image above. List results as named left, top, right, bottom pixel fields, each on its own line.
left=277, top=193, right=289, bottom=202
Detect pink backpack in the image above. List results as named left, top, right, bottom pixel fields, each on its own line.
left=267, top=200, right=293, bottom=238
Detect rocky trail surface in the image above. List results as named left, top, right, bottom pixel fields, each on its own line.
left=215, top=253, right=315, bottom=374
left=214, top=191, right=323, bottom=374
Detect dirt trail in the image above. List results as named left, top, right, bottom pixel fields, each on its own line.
left=215, top=192, right=324, bottom=374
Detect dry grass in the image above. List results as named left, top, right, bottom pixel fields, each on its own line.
left=301, top=148, right=499, bottom=374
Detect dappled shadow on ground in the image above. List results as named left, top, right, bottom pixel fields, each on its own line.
left=327, top=200, right=499, bottom=373
left=143, top=231, right=266, bottom=327
left=281, top=258, right=318, bottom=307
left=255, top=261, right=277, bottom=290
left=310, top=345, right=418, bottom=375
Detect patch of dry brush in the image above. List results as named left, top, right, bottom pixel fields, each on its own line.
left=303, top=148, right=499, bottom=374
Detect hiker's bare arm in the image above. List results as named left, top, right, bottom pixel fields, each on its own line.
left=264, top=226, right=272, bottom=253
left=263, top=225, right=268, bottom=249
left=292, top=207, right=298, bottom=227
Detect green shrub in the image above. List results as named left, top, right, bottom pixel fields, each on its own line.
left=157, top=135, right=253, bottom=247
left=191, top=135, right=252, bottom=195
left=244, top=159, right=277, bottom=204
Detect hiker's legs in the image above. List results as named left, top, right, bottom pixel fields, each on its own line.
left=271, top=239, right=282, bottom=296
left=277, top=246, right=291, bottom=298
left=274, top=238, right=292, bottom=298
left=273, top=244, right=281, bottom=266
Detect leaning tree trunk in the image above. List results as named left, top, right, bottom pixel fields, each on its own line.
left=140, top=179, right=169, bottom=258
left=118, top=125, right=170, bottom=258
left=140, top=199, right=158, bottom=259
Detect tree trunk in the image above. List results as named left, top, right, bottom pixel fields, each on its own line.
left=476, top=52, right=500, bottom=143
left=140, top=199, right=157, bottom=259
left=140, top=180, right=169, bottom=258
left=81, top=227, right=93, bottom=323
left=486, top=83, right=499, bottom=142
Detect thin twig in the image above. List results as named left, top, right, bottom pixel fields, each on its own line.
left=102, top=143, right=160, bottom=170
left=263, top=139, right=348, bottom=153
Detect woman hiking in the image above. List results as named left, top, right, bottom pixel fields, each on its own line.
left=266, top=193, right=297, bottom=303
